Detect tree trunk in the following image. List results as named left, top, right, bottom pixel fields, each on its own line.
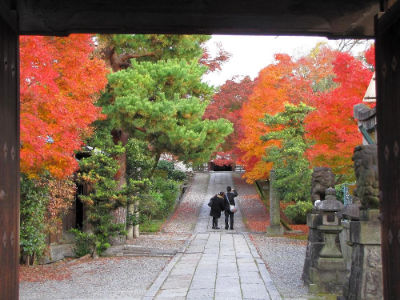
left=150, top=152, right=162, bottom=177
left=111, top=129, right=129, bottom=245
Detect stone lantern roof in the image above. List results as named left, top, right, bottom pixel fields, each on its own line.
left=318, top=187, right=344, bottom=212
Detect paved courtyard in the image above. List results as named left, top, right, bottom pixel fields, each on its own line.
left=144, top=172, right=281, bottom=300
left=20, top=172, right=309, bottom=299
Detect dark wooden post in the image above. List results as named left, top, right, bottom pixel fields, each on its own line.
left=0, top=8, right=20, bottom=300
left=376, top=2, right=400, bottom=299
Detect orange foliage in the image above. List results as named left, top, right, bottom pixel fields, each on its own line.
left=20, top=35, right=109, bottom=178
left=305, top=47, right=374, bottom=177
left=236, top=45, right=374, bottom=183
left=237, top=54, right=316, bottom=183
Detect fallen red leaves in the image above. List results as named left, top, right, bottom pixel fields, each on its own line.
left=19, top=261, right=74, bottom=282
left=290, top=224, right=309, bottom=235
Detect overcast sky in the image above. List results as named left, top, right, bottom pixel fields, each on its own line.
left=202, top=35, right=369, bottom=87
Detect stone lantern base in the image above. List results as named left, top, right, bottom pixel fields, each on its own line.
left=310, top=257, right=346, bottom=294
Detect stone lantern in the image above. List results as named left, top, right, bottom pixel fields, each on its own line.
left=318, top=187, right=344, bottom=258
left=310, top=187, right=346, bottom=295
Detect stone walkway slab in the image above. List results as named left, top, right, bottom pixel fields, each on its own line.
left=144, top=172, right=282, bottom=300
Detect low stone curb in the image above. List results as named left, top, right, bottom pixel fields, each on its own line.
left=143, top=233, right=196, bottom=299
left=143, top=252, right=184, bottom=299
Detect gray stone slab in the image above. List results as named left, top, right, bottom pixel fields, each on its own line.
left=155, top=297, right=186, bottom=300
left=238, top=262, right=259, bottom=272
left=241, top=283, right=270, bottom=299
left=194, top=234, right=209, bottom=240
left=239, top=271, right=264, bottom=284
left=170, top=267, right=196, bottom=276
left=162, top=278, right=192, bottom=290
left=215, top=291, right=243, bottom=300
left=216, top=276, right=240, bottom=290
left=190, top=278, right=215, bottom=289
left=237, top=257, right=255, bottom=264
left=218, top=265, right=239, bottom=277
left=186, top=288, right=214, bottom=300
left=155, top=288, right=188, bottom=298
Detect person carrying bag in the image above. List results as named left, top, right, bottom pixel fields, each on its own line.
left=224, top=186, right=238, bottom=230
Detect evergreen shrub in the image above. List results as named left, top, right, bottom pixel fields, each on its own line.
left=284, top=201, right=313, bottom=224
left=20, top=175, right=49, bottom=264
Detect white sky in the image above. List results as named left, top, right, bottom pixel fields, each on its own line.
left=202, top=35, right=369, bottom=87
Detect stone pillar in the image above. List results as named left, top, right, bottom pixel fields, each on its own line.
left=266, top=170, right=284, bottom=235
left=303, top=166, right=335, bottom=285
left=344, top=145, right=382, bottom=299
left=344, top=210, right=383, bottom=300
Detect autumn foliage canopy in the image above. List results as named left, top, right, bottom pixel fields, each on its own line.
left=305, top=46, right=375, bottom=178
left=219, top=45, right=374, bottom=183
left=20, top=35, right=108, bottom=178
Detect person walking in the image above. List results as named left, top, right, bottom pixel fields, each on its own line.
left=208, top=192, right=226, bottom=229
left=225, top=186, right=238, bottom=230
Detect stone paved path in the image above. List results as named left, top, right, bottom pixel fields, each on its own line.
left=144, top=172, right=282, bottom=300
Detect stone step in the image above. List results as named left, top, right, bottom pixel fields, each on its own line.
left=104, top=245, right=177, bottom=257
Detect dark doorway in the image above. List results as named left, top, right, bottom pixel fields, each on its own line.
left=210, top=162, right=233, bottom=171
left=75, top=185, right=84, bottom=230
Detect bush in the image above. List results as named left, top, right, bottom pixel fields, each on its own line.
left=284, top=201, right=313, bottom=224
left=76, top=144, right=127, bottom=256
left=20, top=175, right=48, bottom=264
left=335, top=182, right=355, bottom=204
left=143, top=177, right=180, bottom=219
left=156, top=160, right=186, bottom=181
left=70, top=228, right=96, bottom=257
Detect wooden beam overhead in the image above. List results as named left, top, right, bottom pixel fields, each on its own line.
left=17, top=0, right=379, bottom=37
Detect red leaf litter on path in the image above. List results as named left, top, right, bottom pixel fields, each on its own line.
left=20, top=263, right=73, bottom=282
left=19, top=256, right=93, bottom=282
left=233, top=174, right=309, bottom=236
left=19, top=256, right=131, bottom=283
left=233, top=175, right=270, bottom=233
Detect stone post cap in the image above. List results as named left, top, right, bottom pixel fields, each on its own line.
left=318, top=187, right=344, bottom=212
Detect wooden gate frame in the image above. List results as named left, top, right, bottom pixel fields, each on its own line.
left=376, top=2, right=400, bottom=298
left=1, top=1, right=400, bottom=299
left=0, top=12, right=20, bottom=300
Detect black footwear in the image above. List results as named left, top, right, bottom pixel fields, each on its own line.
left=212, top=226, right=215, bottom=229
left=215, top=227, right=220, bottom=229
left=225, top=226, right=229, bottom=230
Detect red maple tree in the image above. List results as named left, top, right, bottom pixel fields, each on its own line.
left=237, top=54, right=317, bottom=183
left=20, top=35, right=109, bottom=178
left=305, top=46, right=374, bottom=179
left=204, top=76, right=255, bottom=166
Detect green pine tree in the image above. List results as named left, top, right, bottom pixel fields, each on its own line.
left=261, top=102, right=314, bottom=202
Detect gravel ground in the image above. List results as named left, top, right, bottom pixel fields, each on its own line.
left=20, top=256, right=169, bottom=300
left=20, top=173, right=210, bottom=300
left=125, top=233, right=187, bottom=252
left=250, top=234, right=310, bottom=299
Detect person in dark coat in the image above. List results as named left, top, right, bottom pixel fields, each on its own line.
left=224, top=186, right=238, bottom=230
left=208, top=192, right=226, bottom=229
